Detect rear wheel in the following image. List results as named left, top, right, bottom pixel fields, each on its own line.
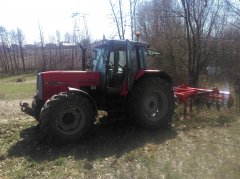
left=128, top=78, right=174, bottom=129
left=40, top=92, right=95, bottom=144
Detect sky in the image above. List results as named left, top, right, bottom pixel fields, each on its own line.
left=0, top=0, right=117, bottom=43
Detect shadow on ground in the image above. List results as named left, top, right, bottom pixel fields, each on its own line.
left=7, top=119, right=177, bottom=162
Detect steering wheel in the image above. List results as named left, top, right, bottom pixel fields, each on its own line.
left=109, top=61, right=125, bottom=72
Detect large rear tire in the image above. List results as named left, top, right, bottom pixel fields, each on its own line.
left=39, top=92, right=95, bottom=144
left=128, top=78, right=174, bottom=129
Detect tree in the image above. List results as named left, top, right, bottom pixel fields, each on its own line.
left=225, top=0, right=240, bottom=29
left=180, top=0, right=221, bottom=86
left=137, top=0, right=188, bottom=83
left=0, top=26, right=10, bottom=74
left=0, top=26, right=15, bottom=74
left=38, top=23, right=46, bottom=71
left=109, top=0, right=126, bottom=39
left=9, top=30, right=20, bottom=73
left=56, top=30, right=61, bottom=45
left=16, top=28, right=26, bottom=72
left=129, top=0, right=139, bottom=40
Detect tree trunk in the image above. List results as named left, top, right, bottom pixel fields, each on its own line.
left=19, top=46, right=25, bottom=72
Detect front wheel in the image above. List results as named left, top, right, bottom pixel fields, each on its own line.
left=128, top=78, right=174, bottom=129
left=40, top=93, right=95, bottom=144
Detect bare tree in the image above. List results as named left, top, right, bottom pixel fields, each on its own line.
left=16, top=28, right=26, bottom=72
left=109, top=0, right=126, bottom=39
left=0, top=26, right=16, bottom=74
left=9, top=30, right=20, bottom=73
left=137, top=0, right=188, bottom=83
left=0, top=26, right=10, bottom=74
left=130, top=0, right=139, bottom=40
left=38, top=23, right=46, bottom=71
left=34, top=42, right=38, bottom=70
left=56, top=30, right=61, bottom=45
left=180, top=0, right=221, bottom=86
left=225, top=0, right=240, bottom=24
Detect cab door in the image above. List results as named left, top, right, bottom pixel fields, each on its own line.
left=106, top=44, right=127, bottom=95
left=126, top=40, right=138, bottom=90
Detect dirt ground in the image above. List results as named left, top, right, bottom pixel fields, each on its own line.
left=0, top=99, right=240, bottom=178
left=0, top=99, right=35, bottom=123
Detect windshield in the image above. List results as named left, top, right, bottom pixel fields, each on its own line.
left=92, top=47, right=107, bottom=72
left=139, top=47, right=147, bottom=69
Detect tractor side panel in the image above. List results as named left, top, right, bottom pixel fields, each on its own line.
left=41, top=71, right=101, bottom=101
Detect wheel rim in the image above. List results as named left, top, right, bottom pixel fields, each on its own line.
left=142, top=91, right=168, bottom=122
left=56, top=105, right=85, bottom=135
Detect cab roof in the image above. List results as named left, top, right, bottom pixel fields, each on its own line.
left=92, top=39, right=150, bottom=48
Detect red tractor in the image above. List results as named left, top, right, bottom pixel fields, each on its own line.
left=21, top=39, right=175, bottom=144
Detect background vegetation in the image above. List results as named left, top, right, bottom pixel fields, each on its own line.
left=0, top=1, right=239, bottom=82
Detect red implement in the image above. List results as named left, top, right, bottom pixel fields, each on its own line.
left=174, top=84, right=233, bottom=110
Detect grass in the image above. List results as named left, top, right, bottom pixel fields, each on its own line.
left=0, top=73, right=36, bottom=99
left=0, top=74, right=240, bottom=178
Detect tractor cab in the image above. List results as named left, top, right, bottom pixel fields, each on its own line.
left=91, top=40, right=149, bottom=95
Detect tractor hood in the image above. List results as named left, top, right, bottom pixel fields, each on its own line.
left=41, top=71, right=101, bottom=86
left=39, top=71, right=101, bottom=101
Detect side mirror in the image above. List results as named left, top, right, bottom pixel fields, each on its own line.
left=146, top=49, right=161, bottom=56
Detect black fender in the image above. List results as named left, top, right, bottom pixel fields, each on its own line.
left=68, top=87, right=98, bottom=116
